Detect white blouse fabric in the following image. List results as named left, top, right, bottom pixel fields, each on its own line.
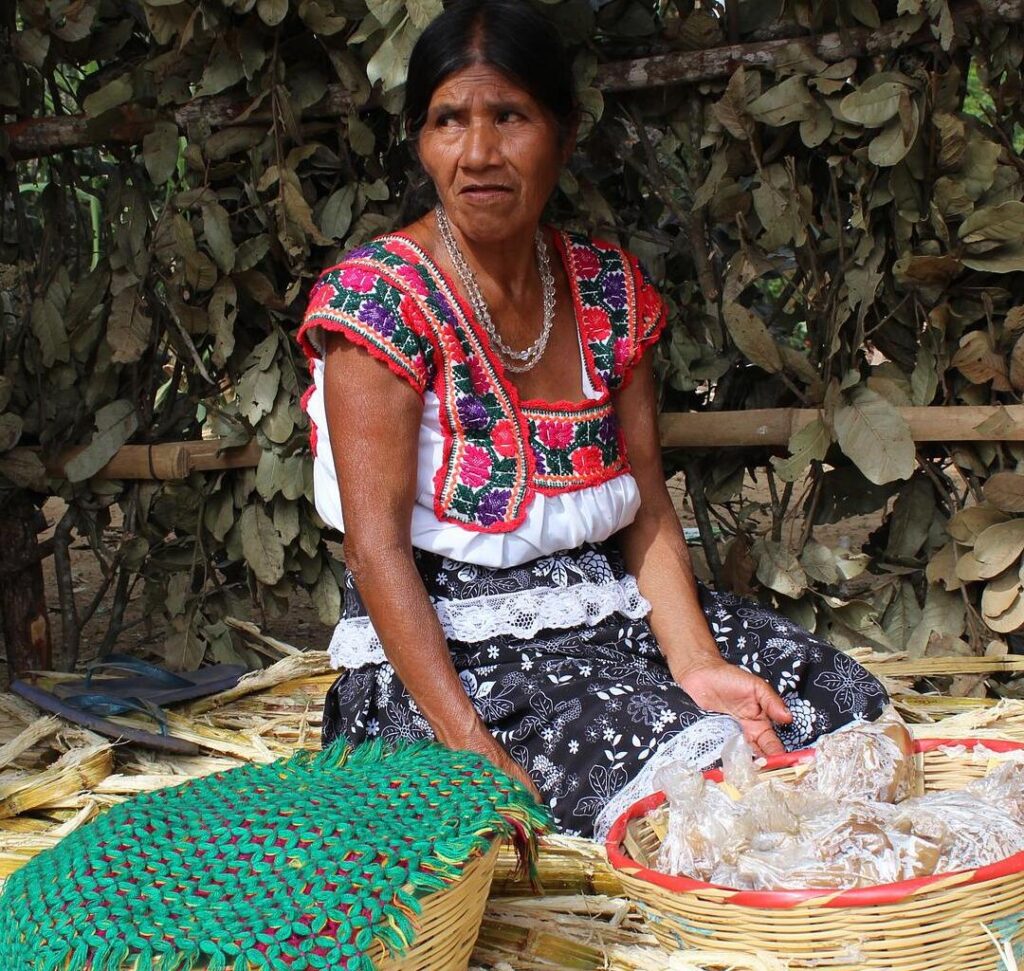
left=306, top=332, right=643, bottom=571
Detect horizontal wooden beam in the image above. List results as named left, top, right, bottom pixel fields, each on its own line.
left=45, top=439, right=262, bottom=481
left=594, top=0, right=1022, bottom=93
left=36, top=405, right=1024, bottom=481
left=7, top=0, right=1021, bottom=161
left=658, top=405, right=1024, bottom=448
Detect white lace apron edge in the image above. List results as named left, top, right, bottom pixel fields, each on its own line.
left=327, top=576, right=652, bottom=670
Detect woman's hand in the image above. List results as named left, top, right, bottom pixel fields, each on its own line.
left=445, top=719, right=543, bottom=803
left=675, top=660, right=793, bottom=758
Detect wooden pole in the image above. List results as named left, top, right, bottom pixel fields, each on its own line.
left=34, top=406, right=1024, bottom=483
left=596, top=0, right=1022, bottom=92
left=45, top=439, right=263, bottom=481
left=658, top=405, right=1024, bottom=448
left=0, top=496, right=51, bottom=682
left=6, top=0, right=1023, bottom=160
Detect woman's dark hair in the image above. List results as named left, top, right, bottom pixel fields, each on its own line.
left=403, top=0, right=578, bottom=142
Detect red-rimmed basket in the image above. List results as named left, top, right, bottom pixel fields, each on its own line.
left=607, top=738, right=1024, bottom=971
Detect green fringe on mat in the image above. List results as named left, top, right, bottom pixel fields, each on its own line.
left=0, top=738, right=551, bottom=971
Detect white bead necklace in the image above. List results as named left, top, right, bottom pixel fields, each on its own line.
left=434, top=203, right=556, bottom=374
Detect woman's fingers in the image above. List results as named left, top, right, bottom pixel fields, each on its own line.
left=753, top=677, right=793, bottom=725
left=743, top=719, right=785, bottom=758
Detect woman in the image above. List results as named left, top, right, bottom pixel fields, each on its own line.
left=297, top=0, right=887, bottom=840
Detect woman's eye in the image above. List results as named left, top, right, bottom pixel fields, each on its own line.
left=497, top=110, right=519, bottom=123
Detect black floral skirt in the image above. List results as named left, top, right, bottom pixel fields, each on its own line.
left=322, top=541, right=888, bottom=840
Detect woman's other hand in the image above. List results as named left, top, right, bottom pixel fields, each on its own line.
left=676, top=660, right=793, bottom=759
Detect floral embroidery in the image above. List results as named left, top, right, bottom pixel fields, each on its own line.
left=297, top=231, right=667, bottom=531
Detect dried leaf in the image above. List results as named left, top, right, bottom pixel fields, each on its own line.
left=839, top=75, right=909, bottom=128
left=83, top=75, right=133, bottom=117
left=142, top=121, right=179, bottom=186
left=926, top=542, right=962, bottom=591
left=747, top=76, right=816, bottom=127
left=984, top=473, right=1024, bottom=513
left=240, top=505, right=285, bottom=586
left=752, top=539, right=807, bottom=598
left=0, top=449, right=47, bottom=490
left=981, top=568, right=1022, bottom=620
left=64, top=400, right=139, bottom=483
left=107, top=287, right=152, bottom=364
left=951, top=331, right=1011, bottom=391
left=971, top=519, right=1024, bottom=578
left=948, top=504, right=1009, bottom=544
left=834, top=386, right=915, bottom=485
left=722, top=304, right=783, bottom=373
left=772, top=416, right=829, bottom=482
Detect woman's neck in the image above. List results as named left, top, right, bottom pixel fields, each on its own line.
left=436, top=213, right=542, bottom=304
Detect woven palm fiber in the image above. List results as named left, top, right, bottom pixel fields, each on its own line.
left=608, top=739, right=1024, bottom=971
left=0, top=739, right=550, bottom=971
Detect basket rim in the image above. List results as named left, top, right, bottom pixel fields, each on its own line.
left=605, top=736, right=1024, bottom=909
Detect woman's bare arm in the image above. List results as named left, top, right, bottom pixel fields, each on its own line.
left=614, top=353, right=791, bottom=755
left=322, top=333, right=540, bottom=793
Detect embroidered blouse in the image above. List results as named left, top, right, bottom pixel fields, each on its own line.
left=297, top=230, right=668, bottom=668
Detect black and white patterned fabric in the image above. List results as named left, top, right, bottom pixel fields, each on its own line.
left=322, top=540, right=888, bottom=840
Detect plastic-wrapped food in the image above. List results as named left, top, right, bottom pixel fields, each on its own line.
left=654, top=759, right=759, bottom=880
left=652, top=707, right=1024, bottom=891
left=893, top=790, right=1024, bottom=873
left=964, top=757, right=1024, bottom=825
left=799, top=708, right=921, bottom=803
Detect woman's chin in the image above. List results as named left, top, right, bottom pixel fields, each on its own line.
left=447, top=203, right=536, bottom=246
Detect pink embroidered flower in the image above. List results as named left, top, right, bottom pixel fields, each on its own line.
left=538, top=419, right=574, bottom=450
left=492, top=419, right=518, bottom=458
left=395, top=264, right=430, bottom=297
left=582, top=307, right=612, bottom=340
left=460, top=445, right=492, bottom=488
left=574, top=247, right=602, bottom=279
left=467, top=352, right=490, bottom=391
left=571, top=445, right=605, bottom=478
left=339, top=265, right=378, bottom=293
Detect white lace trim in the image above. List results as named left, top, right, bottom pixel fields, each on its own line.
left=591, top=714, right=742, bottom=844
left=327, top=576, right=651, bottom=670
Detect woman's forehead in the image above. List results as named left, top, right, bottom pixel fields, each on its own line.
left=428, top=64, right=536, bottom=108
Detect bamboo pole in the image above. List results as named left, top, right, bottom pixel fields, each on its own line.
left=658, top=405, right=1024, bottom=448
left=44, top=439, right=262, bottom=481
left=36, top=406, right=1024, bottom=482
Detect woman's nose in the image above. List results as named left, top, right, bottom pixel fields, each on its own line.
left=460, top=119, right=501, bottom=169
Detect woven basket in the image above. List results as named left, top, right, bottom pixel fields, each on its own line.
left=371, top=840, right=500, bottom=971
left=607, top=738, right=1024, bottom=971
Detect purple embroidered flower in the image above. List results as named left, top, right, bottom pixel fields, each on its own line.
left=456, top=395, right=490, bottom=430
left=346, top=245, right=375, bottom=261
left=598, top=413, right=619, bottom=442
left=531, top=446, right=547, bottom=475
left=477, top=489, right=511, bottom=526
left=358, top=299, right=397, bottom=337
left=602, top=271, right=627, bottom=310
left=433, top=291, right=457, bottom=325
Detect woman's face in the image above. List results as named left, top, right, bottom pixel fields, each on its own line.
left=416, top=62, right=573, bottom=246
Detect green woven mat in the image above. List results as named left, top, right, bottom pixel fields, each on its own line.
left=0, top=739, right=551, bottom=971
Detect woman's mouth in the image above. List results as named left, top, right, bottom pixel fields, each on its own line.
left=459, top=184, right=513, bottom=201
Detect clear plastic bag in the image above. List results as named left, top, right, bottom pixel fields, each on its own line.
left=654, top=760, right=752, bottom=880
left=893, top=789, right=1024, bottom=873
left=798, top=707, right=921, bottom=804
left=652, top=707, right=1024, bottom=890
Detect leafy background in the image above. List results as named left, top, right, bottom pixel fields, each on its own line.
left=3, top=0, right=1024, bottom=693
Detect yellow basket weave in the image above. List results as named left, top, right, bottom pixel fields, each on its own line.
left=372, top=840, right=500, bottom=971
left=606, top=738, right=1024, bottom=971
